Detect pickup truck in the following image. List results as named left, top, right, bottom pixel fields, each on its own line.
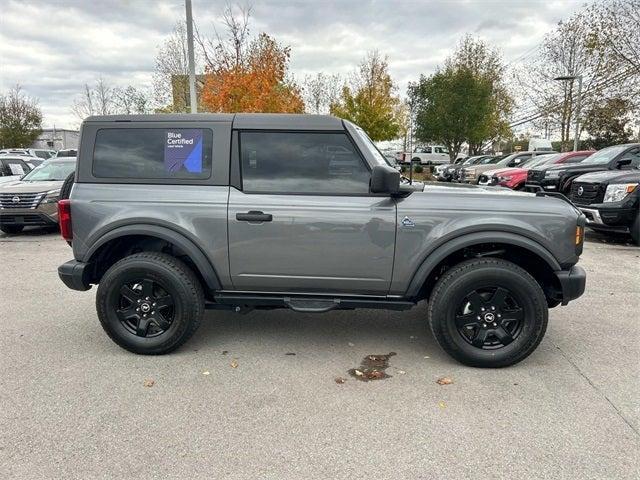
left=57, top=114, right=587, bottom=368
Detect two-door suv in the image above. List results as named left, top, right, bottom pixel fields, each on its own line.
left=58, top=114, right=587, bottom=367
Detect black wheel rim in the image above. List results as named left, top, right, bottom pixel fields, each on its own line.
left=115, top=279, right=175, bottom=338
left=455, top=286, right=525, bottom=350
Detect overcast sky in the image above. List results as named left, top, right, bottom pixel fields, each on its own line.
left=0, top=0, right=584, bottom=129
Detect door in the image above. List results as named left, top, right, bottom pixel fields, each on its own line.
left=228, top=130, right=397, bottom=295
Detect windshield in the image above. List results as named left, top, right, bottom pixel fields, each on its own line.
left=21, top=160, right=75, bottom=181
left=581, top=145, right=627, bottom=165
left=527, top=154, right=560, bottom=168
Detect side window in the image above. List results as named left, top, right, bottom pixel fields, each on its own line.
left=240, top=131, right=371, bottom=195
left=93, top=128, right=213, bottom=180
left=4, top=160, right=28, bottom=175
left=627, top=148, right=640, bottom=166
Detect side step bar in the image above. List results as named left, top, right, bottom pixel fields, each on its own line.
left=207, top=293, right=415, bottom=313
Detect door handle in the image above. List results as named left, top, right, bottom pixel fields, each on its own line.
left=236, top=211, right=273, bottom=222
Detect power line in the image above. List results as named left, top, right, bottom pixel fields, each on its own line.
left=508, top=68, right=636, bottom=127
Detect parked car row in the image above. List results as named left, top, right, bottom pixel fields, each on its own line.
left=432, top=143, right=640, bottom=244
left=0, top=157, right=76, bottom=234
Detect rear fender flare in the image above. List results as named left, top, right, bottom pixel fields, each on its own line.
left=83, top=224, right=221, bottom=291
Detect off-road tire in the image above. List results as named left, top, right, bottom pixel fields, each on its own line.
left=0, top=225, right=24, bottom=234
left=630, top=214, right=639, bottom=246
left=96, top=252, right=204, bottom=355
left=59, top=171, right=75, bottom=200
left=428, top=257, right=548, bottom=368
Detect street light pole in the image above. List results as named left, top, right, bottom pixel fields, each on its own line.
left=573, top=75, right=583, bottom=152
left=554, top=74, right=583, bottom=151
left=185, top=0, right=197, bottom=114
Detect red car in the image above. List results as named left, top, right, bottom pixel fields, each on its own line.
left=484, top=151, right=594, bottom=190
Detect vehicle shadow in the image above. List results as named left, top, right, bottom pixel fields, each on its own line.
left=584, top=228, right=635, bottom=246
left=0, top=226, right=58, bottom=239
left=191, top=302, right=448, bottom=361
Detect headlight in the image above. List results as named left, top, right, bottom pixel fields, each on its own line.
left=41, top=189, right=60, bottom=204
left=603, top=183, right=637, bottom=203
left=498, top=176, right=512, bottom=182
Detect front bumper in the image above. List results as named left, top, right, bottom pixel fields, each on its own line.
left=554, top=265, right=586, bottom=305
left=0, top=203, right=58, bottom=226
left=58, top=259, right=93, bottom=291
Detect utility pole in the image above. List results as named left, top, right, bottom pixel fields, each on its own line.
left=554, top=74, right=583, bottom=151
left=185, top=0, right=197, bottom=114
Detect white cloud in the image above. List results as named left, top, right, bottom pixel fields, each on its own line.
left=0, top=0, right=584, bottom=128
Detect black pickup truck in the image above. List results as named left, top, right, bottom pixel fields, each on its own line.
left=526, top=143, right=640, bottom=194
left=569, top=169, right=639, bottom=245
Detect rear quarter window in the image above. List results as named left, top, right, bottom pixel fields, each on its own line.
left=92, top=128, right=213, bottom=180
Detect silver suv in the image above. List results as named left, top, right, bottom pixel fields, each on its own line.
left=57, top=114, right=587, bottom=367
left=0, top=157, right=75, bottom=234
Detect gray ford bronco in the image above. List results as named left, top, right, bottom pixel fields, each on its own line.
left=58, top=114, right=586, bottom=367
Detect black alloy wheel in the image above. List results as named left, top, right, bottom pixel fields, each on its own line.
left=454, top=286, right=524, bottom=349
left=116, top=278, right=175, bottom=338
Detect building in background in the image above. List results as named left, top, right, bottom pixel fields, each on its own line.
left=30, top=128, right=79, bottom=150
left=171, top=74, right=206, bottom=112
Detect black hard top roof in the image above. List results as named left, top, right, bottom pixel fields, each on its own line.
left=84, top=113, right=344, bottom=130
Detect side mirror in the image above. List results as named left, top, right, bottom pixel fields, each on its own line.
left=371, top=165, right=400, bottom=194
left=615, top=157, right=633, bottom=168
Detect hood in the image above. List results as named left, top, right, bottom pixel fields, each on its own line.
left=537, top=162, right=607, bottom=174
left=420, top=181, right=531, bottom=197
left=575, top=169, right=640, bottom=184
left=489, top=167, right=527, bottom=177
left=0, top=179, right=63, bottom=193
left=0, top=175, right=22, bottom=184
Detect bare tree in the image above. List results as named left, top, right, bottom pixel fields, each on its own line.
left=152, top=21, right=201, bottom=110
left=196, top=4, right=252, bottom=73
left=72, top=79, right=149, bottom=121
left=514, top=11, right=621, bottom=150
left=301, top=72, right=342, bottom=114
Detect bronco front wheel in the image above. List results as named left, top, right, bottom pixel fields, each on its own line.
left=428, top=257, right=548, bottom=367
left=96, top=252, right=204, bottom=355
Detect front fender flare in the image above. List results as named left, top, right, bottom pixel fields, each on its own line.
left=405, top=231, right=561, bottom=298
left=83, top=224, right=222, bottom=291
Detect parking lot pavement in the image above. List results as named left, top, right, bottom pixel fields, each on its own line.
left=1, top=228, right=638, bottom=479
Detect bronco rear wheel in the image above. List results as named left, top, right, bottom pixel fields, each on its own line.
left=96, top=252, right=204, bottom=354
left=428, top=257, right=548, bottom=367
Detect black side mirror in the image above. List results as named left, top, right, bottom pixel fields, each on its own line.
left=371, top=165, right=400, bottom=194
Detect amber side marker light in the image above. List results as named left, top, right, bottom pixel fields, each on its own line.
left=575, top=225, right=584, bottom=246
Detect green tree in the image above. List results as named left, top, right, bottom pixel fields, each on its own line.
left=583, top=97, right=633, bottom=149
left=446, top=36, right=513, bottom=154
left=330, top=51, right=401, bottom=141
left=0, top=85, right=43, bottom=148
left=409, top=67, right=493, bottom=161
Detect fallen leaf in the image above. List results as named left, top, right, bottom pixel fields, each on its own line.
left=354, top=369, right=364, bottom=376
left=285, top=352, right=296, bottom=356
left=397, top=370, right=406, bottom=375
left=202, top=371, right=210, bottom=376
left=230, top=359, right=239, bottom=368
left=143, top=379, right=155, bottom=387
left=348, top=342, right=355, bottom=347
left=221, top=350, right=228, bottom=355
left=436, top=377, right=453, bottom=385
left=438, top=401, right=446, bottom=409
left=335, top=377, right=347, bottom=384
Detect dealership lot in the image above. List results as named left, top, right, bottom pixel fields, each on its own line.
left=1, top=229, right=638, bottom=479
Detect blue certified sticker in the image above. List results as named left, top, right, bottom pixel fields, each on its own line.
left=164, top=129, right=203, bottom=173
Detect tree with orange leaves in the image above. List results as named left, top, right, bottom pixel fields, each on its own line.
left=199, top=6, right=304, bottom=113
